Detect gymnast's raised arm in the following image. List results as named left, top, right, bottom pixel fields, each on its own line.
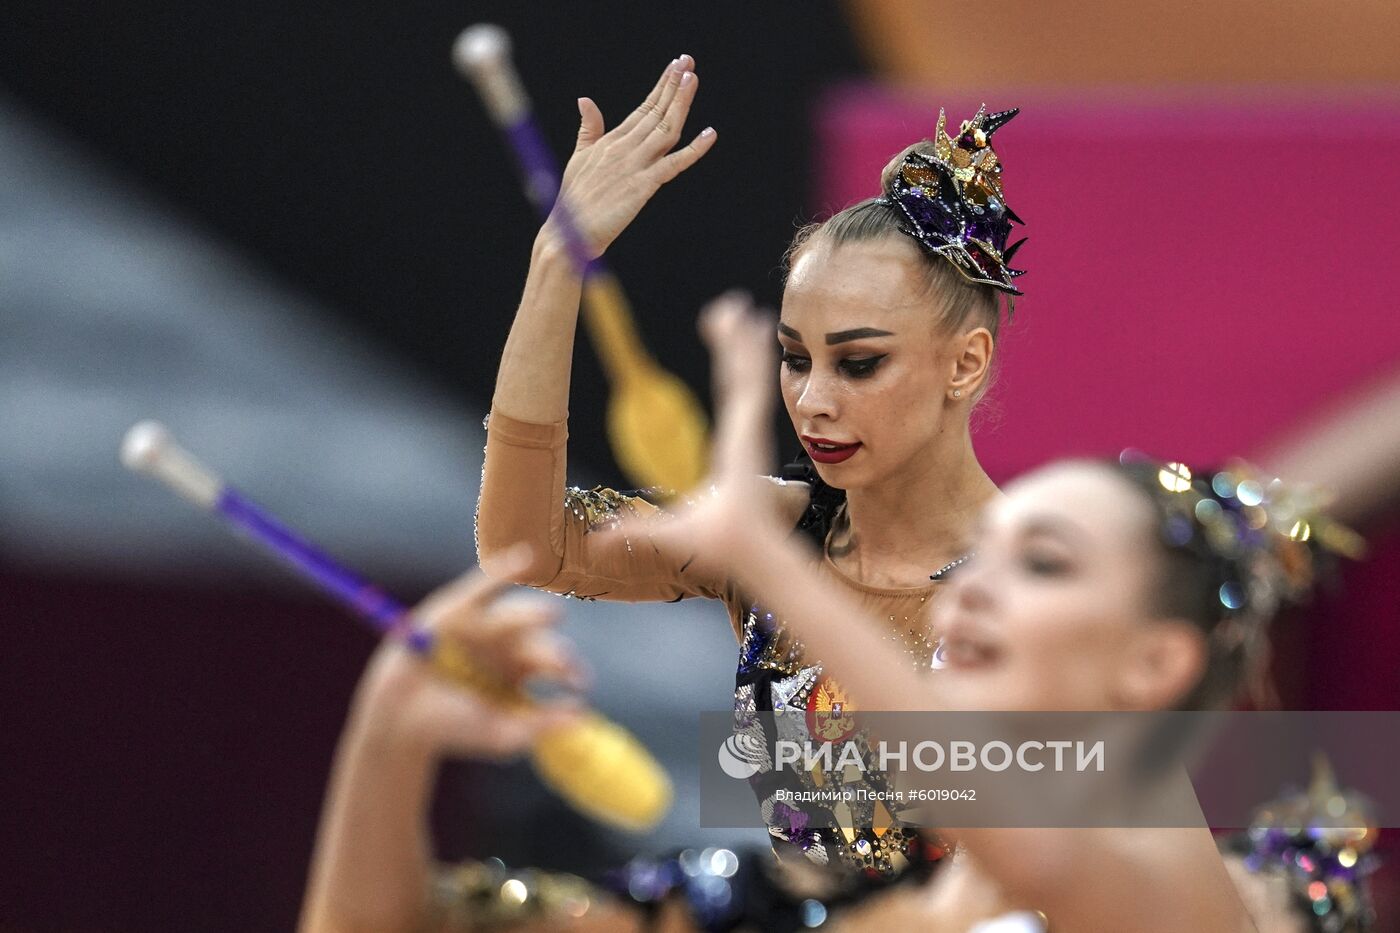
left=475, top=55, right=723, bottom=599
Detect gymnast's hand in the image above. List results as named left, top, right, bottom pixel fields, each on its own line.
left=348, top=552, right=587, bottom=761
left=637, top=292, right=790, bottom=574
left=548, top=54, right=716, bottom=259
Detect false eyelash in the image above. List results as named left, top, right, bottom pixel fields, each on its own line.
left=840, top=355, right=886, bottom=377
left=780, top=352, right=811, bottom=372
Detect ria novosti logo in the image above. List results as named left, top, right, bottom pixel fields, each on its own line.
left=716, top=734, right=1105, bottom=779
left=717, top=731, right=766, bottom=779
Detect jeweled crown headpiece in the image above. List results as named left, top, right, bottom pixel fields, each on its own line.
left=1117, top=454, right=1365, bottom=652
left=1227, top=755, right=1379, bottom=932
left=884, top=105, right=1027, bottom=299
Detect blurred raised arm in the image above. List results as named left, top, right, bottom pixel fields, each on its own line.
left=1261, top=370, right=1400, bottom=526
left=298, top=559, right=584, bottom=933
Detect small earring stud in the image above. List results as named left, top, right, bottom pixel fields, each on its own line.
left=952, top=389, right=962, bottom=398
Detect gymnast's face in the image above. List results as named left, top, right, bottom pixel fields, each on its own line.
left=934, top=462, right=1208, bottom=712
left=778, top=237, right=977, bottom=491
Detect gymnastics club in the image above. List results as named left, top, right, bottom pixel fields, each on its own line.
left=453, top=24, right=709, bottom=493
left=120, top=421, right=672, bottom=832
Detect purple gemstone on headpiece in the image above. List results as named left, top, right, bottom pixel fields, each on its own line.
left=1332, top=865, right=1359, bottom=882
left=900, top=191, right=961, bottom=238
left=965, top=214, right=1012, bottom=252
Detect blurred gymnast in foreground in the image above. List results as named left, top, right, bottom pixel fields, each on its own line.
left=621, top=298, right=1360, bottom=931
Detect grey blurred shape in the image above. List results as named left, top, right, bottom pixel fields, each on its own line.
left=0, top=96, right=478, bottom=583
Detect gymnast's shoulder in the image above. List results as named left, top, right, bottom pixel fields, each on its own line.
left=763, top=474, right=812, bottom=528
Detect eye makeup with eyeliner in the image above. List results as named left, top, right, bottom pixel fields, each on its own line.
left=780, top=351, right=810, bottom=373
left=839, top=355, right=887, bottom=378
left=777, top=323, right=892, bottom=378
left=778, top=352, right=888, bottom=378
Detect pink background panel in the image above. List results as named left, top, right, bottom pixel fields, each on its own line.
left=812, top=87, right=1400, bottom=478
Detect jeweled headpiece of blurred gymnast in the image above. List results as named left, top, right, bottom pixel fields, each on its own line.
left=1115, top=453, right=1364, bottom=705
left=1223, top=756, right=1379, bottom=932
left=883, top=105, right=1027, bottom=299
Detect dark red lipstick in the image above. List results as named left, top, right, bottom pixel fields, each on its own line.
left=802, top=435, right=862, bottom=465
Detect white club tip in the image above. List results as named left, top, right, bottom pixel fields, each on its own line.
left=453, top=24, right=510, bottom=75
left=121, top=420, right=172, bottom=473
left=120, top=420, right=222, bottom=508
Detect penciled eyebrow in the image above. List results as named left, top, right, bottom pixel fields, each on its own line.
left=776, top=324, right=896, bottom=345
left=825, top=327, right=895, bottom=345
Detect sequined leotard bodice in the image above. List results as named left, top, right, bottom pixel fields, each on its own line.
left=476, top=411, right=950, bottom=880
left=729, top=457, right=950, bottom=879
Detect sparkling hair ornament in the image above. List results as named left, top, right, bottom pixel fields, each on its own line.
left=1226, top=755, right=1380, bottom=932
left=883, top=105, right=1027, bottom=300
left=1116, top=452, right=1365, bottom=655
left=602, top=840, right=941, bottom=932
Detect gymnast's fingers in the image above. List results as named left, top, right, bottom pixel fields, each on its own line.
left=475, top=698, right=585, bottom=757
left=702, top=297, right=776, bottom=483
left=414, top=546, right=531, bottom=631
left=440, top=592, right=556, bottom=642
left=456, top=597, right=588, bottom=687
left=653, top=125, right=718, bottom=184
left=645, top=68, right=700, bottom=154
left=506, top=628, right=589, bottom=690
left=699, top=291, right=753, bottom=410
left=575, top=96, right=606, bottom=150
left=617, top=54, right=688, bottom=137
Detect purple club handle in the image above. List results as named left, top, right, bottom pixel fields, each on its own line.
left=502, top=116, right=605, bottom=278
left=215, top=488, right=433, bottom=654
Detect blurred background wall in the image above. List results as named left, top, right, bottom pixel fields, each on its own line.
left=1, top=1, right=1396, bottom=930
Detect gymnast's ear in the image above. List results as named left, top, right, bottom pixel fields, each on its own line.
left=947, top=326, right=993, bottom=400
left=1114, top=618, right=1208, bottom=710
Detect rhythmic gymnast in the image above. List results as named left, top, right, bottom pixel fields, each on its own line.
left=477, top=51, right=1027, bottom=881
